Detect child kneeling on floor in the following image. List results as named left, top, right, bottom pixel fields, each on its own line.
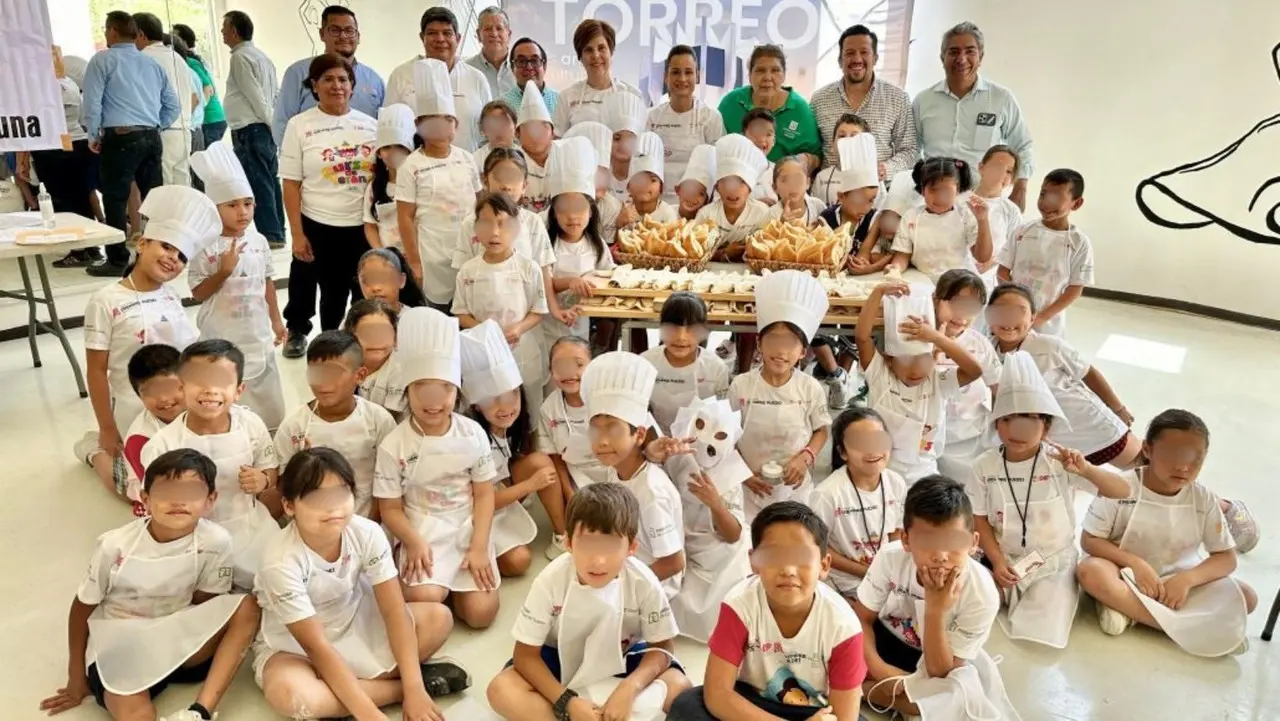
left=486, top=483, right=690, bottom=720
left=855, top=476, right=1020, bottom=721
left=667, top=501, right=868, bottom=721
left=254, top=448, right=468, bottom=720
left=1076, top=409, right=1258, bottom=657
left=41, top=449, right=260, bottom=721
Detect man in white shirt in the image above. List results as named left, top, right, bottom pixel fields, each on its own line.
left=465, top=6, right=517, bottom=98
left=385, top=7, right=491, bottom=152
left=133, top=13, right=198, bottom=187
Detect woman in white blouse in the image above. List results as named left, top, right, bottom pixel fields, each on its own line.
left=280, top=54, right=378, bottom=331
left=646, top=45, right=725, bottom=207
left=551, top=19, right=647, bottom=134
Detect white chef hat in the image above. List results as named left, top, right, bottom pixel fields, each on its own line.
left=671, top=396, right=742, bottom=447
left=546, top=136, right=596, bottom=198
left=564, top=121, right=612, bottom=170
left=882, top=283, right=937, bottom=357
left=376, top=104, right=416, bottom=152
left=602, top=92, right=646, bottom=136
left=882, top=170, right=923, bottom=216
left=628, top=132, right=665, bottom=185
left=412, top=58, right=455, bottom=119
left=190, top=141, right=252, bottom=206
left=459, top=319, right=522, bottom=403
left=396, top=307, right=461, bottom=386
left=837, top=134, right=879, bottom=193
left=678, top=144, right=716, bottom=194
left=139, top=186, right=222, bottom=259
left=992, top=351, right=1067, bottom=422
left=516, top=80, right=552, bottom=128
left=582, top=351, right=657, bottom=428
left=715, top=134, right=768, bottom=191
left=754, top=270, right=829, bottom=343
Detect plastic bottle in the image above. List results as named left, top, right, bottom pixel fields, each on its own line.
left=38, top=183, right=55, bottom=229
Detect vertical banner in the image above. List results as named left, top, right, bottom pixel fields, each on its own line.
left=0, top=0, right=68, bottom=151
left=507, top=0, right=823, bottom=106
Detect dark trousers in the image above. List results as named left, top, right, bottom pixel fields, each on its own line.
left=202, top=121, right=227, bottom=146
left=189, top=126, right=206, bottom=191
left=285, top=216, right=369, bottom=334
left=231, top=122, right=284, bottom=241
left=668, top=685, right=867, bottom=721
left=99, top=129, right=163, bottom=264
left=30, top=140, right=95, bottom=219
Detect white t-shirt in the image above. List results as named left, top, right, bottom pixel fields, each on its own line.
left=553, top=236, right=614, bottom=275
left=453, top=207, right=555, bottom=269
left=610, top=462, right=686, bottom=598
left=279, top=107, right=377, bottom=227
left=864, top=354, right=962, bottom=482
left=968, top=445, right=1090, bottom=553
left=729, top=370, right=832, bottom=477
left=812, top=166, right=840, bottom=208
left=696, top=198, right=772, bottom=247
left=452, top=253, right=549, bottom=319
left=997, top=332, right=1127, bottom=455
left=511, top=554, right=678, bottom=648
left=78, top=518, right=233, bottom=621
left=385, top=56, right=492, bottom=152
left=766, top=196, right=829, bottom=225
left=640, top=347, right=731, bottom=434
left=187, top=230, right=276, bottom=336
left=142, top=43, right=195, bottom=128
left=395, top=146, right=483, bottom=303
left=997, top=220, right=1095, bottom=331
left=975, top=194, right=1022, bottom=265
left=363, top=183, right=403, bottom=250
left=856, top=541, right=1000, bottom=656
left=646, top=101, right=725, bottom=203
left=940, top=329, right=1001, bottom=444
left=522, top=153, right=551, bottom=215
left=709, top=576, right=865, bottom=705
left=359, top=353, right=408, bottom=418
left=891, top=204, right=980, bottom=284
left=623, top=200, right=679, bottom=226
left=274, top=398, right=397, bottom=516
left=254, top=515, right=398, bottom=626
left=59, top=77, right=89, bottom=142
left=537, top=391, right=608, bottom=487
left=753, top=163, right=778, bottom=205
left=811, top=468, right=909, bottom=595
left=1082, top=471, right=1233, bottom=555
left=551, top=78, right=646, bottom=133
left=373, top=414, right=497, bottom=513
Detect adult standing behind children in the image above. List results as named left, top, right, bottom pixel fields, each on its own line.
left=718, top=45, right=823, bottom=172
left=221, top=11, right=283, bottom=248
left=134, top=13, right=198, bottom=188
left=501, top=38, right=560, bottom=119
left=466, top=6, right=517, bottom=97
left=173, top=24, right=226, bottom=145
left=552, top=19, right=647, bottom=134
left=647, top=45, right=725, bottom=207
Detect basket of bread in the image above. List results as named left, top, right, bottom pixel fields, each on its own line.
left=744, top=219, right=855, bottom=275
left=615, top=217, right=720, bottom=272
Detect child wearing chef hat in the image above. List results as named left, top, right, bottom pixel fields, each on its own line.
left=731, top=270, right=833, bottom=521
left=676, top=144, right=717, bottom=220
left=515, top=80, right=556, bottom=213
left=373, top=307, right=503, bottom=629
left=886, top=157, right=993, bottom=285
left=396, top=59, right=483, bottom=312
left=697, top=134, right=772, bottom=263
left=563, top=120, right=624, bottom=245
left=819, top=133, right=888, bottom=275
left=603, top=91, right=649, bottom=202
left=855, top=281, right=984, bottom=484
left=41, top=449, right=260, bottom=721
left=460, top=320, right=570, bottom=568
left=967, top=351, right=1130, bottom=649
left=365, top=104, right=416, bottom=252
left=582, top=351, right=687, bottom=599
left=189, top=140, right=287, bottom=431
left=486, top=482, right=690, bottom=721
left=615, top=131, right=679, bottom=228
left=813, top=112, right=873, bottom=207
left=78, top=186, right=221, bottom=507
left=1078, top=409, right=1258, bottom=657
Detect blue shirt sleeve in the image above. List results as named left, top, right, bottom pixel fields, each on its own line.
left=158, top=64, right=181, bottom=129
left=273, top=62, right=304, bottom=148
left=81, top=55, right=107, bottom=140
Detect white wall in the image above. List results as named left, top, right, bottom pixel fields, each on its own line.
left=907, top=0, right=1280, bottom=320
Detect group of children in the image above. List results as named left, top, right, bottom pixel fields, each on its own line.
left=54, top=55, right=1263, bottom=721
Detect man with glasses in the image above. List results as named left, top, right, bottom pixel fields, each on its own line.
left=501, top=37, right=560, bottom=117
left=386, top=7, right=491, bottom=151
left=466, top=6, right=516, bottom=98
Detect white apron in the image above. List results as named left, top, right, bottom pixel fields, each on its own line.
left=670, top=455, right=752, bottom=642
left=739, top=374, right=812, bottom=521
left=113, top=282, right=200, bottom=435
left=872, top=383, right=939, bottom=484
left=903, top=599, right=1021, bottom=721
left=360, top=353, right=408, bottom=419
left=1116, top=475, right=1247, bottom=657
left=179, top=418, right=281, bottom=589
left=88, top=521, right=244, bottom=695
left=401, top=435, right=499, bottom=592
left=558, top=395, right=609, bottom=489
left=556, top=577, right=667, bottom=720
left=992, top=460, right=1080, bottom=649
left=259, top=532, right=399, bottom=679
left=298, top=404, right=381, bottom=517
left=649, top=353, right=701, bottom=436
left=1009, top=233, right=1069, bottom=338
left=468, top=262, right=548, bottom=397
left=490, top=440, right=538, bottom=556
left=416, top=161, right=474, bottom=304
left=546, top=238, right=597, bottom=341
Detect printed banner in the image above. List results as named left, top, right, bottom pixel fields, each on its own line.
left=0, top=0, right=67, bottom=152
left=507, top=0, right=824, bottom=106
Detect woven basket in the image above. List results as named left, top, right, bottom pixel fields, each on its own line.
left=745, top=256, right=845, bottom=276
left=615, top=249, right=713, bottom=273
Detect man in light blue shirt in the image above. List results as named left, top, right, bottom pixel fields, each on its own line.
left=501, top=37, right=560, bottom=116
left=222, top=10, right=282, bottom=244
left=466, top=6, right=517, bottom=98
left=913, top=22, right=1035, bottom=210
left=80, top=10, right=179, bottom=276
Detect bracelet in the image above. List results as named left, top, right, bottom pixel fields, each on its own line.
left=800, top=447, right=816, bottom=467
left=553, top=689, right=578, bottom=721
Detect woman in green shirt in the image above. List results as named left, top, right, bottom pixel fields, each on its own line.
left=173, top=24, right=226, bottom=145
left=718, top=44, right=823, bottom=172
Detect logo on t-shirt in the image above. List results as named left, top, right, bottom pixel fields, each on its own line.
left=976, top=113, right=998, bottom=127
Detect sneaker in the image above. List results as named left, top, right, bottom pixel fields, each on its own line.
left=85, top=259, right=129, bottom=278
left=824, top=368, right=858, bottom=410
left=1097, top=603, right=1133, bottom=636
left=546, top=533, right=568, bottom=559
left=420, top=657, right=471, bottom=698
left=1223, top=500, right=1259, bottom=554
left=73, top=431, right=102, bottom=467
left=160, top=710, right=217, bottom=721
left=52, top=249, right=100, bottom=268
left=283, top=331, right=308, bottom=359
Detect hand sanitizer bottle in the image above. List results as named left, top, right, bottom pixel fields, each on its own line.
left=38, top=183, right=56, bottom=229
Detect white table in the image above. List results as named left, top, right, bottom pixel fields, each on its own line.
left=0, top=212, right=124, bottom=398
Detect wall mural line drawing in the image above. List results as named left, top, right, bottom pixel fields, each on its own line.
left=1135, top=42, right=1280, bottom=245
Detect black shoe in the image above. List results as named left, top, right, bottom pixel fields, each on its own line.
left=85, top=260, right=129, bottom=277
left=282, top=332, right=308, bottom=358
left=53, top=250, right=95, bottom=268
left=420, top=660, right=471, bottom=697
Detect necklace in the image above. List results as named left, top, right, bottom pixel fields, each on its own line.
left=1001, top=445, right=1041, bottom=548
left=850, top=470, right=887, bottom=559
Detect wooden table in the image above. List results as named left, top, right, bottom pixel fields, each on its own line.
left=0, top=212, right=125, bottom=398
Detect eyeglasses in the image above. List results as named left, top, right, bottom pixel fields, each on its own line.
left=513, top=57, right=545, bottom=69
left=324, top=26, right=359, bottom=38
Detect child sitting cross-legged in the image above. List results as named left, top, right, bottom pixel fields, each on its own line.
left=667, top=501, right=867, bottom=721
left=253, top=448, right=468, bottom=720
left=40, top=449, right=261, bottom=721
left=486, top=483, right=690, bottom=721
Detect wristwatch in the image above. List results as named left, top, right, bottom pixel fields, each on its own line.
left=553, top=689, right=579, bottom=721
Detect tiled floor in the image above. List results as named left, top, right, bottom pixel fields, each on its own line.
left=0, top=291, right=1276, bottom=720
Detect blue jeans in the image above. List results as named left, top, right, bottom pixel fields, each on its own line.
left=202, top=120, right=227, bottom=146
left=231, top=122, right=284, bottom=241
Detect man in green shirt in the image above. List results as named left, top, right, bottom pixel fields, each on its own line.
left=717, top=45, right=823, bottom=170
left=174, top=24, right=226, bottom=145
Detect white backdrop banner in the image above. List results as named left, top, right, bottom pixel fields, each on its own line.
left=0, top=0, right=67, bottom=152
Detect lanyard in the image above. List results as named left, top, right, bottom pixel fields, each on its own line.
left=850, top=470, right=887, bottom=558
left=1001, top=446, right=1040, bottom=548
